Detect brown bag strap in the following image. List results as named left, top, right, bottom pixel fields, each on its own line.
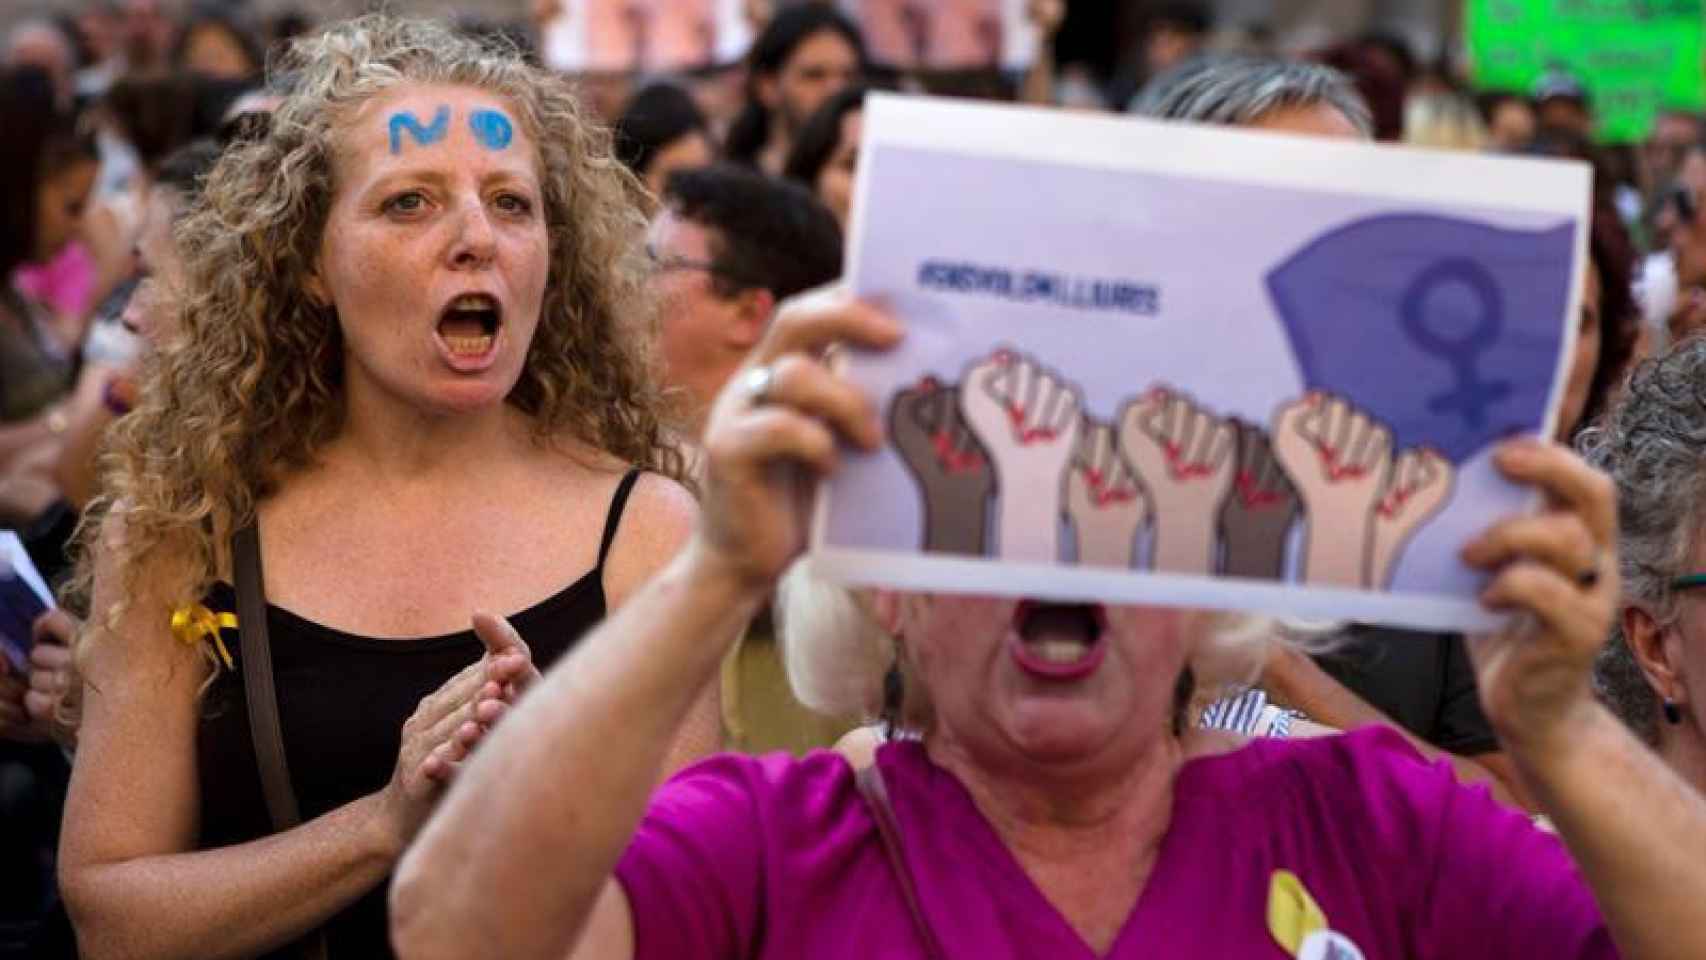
left=233, top=524, right=330, bottom=960
left=856, top=763, right=947, bottom=960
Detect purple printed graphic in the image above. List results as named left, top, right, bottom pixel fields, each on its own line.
left=1265, top=214, right=1575, bottom=463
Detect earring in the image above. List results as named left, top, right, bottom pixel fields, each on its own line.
left=1664, top=698, right=1684, bottom=725
left=880, top=642, right=904, bottom=740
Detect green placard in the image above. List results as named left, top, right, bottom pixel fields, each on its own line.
left=1467, top=0, right=1706, bottom=142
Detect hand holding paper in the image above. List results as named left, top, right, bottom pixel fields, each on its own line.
left=1064, top=418, right=1150, bottom=568
left=1117, top=387, right=1235, bottom=576
left=958, top=349, right=1083, bottom=562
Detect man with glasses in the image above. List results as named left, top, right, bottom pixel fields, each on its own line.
left=648, top=165, right=848, bottom=757
left=647, top=164, right=843, bottom=440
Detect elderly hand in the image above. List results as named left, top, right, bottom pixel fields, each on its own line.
left=1461, top=440, right=1618, bottom=756
left=696, top=286, right=900, bottom=591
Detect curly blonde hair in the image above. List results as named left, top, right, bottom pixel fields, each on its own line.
left=71, top=15, right=685, bottom=673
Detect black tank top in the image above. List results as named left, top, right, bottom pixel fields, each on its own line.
left=193, top=469, right=643, bottom=959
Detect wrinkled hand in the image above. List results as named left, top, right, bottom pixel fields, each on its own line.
left=958, top=348, right=1083, bottom=562
left=380, top=615, right=538, bottom=849
left=890, top=376, right=995, bottom=556
left=1117, top=386, right=1235, bottom=575
left=1367, top=446, right=1455, bottom=587
left=698, top=286, right=899, bottom=590
left=1064, top=418, right=1149, bottom=567
left=1270, top=392, right=1393, bottom=587
left=1460, top=441, right=1616, bottom=756
left=1218, top=419, right=1300, bottom=581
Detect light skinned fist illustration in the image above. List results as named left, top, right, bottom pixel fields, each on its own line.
left=1368, top=446, right=1454, bottom=587
left=958, top=348, right=1083, bottom=562
left=1117, top=386, right=1235, bottom=575
left=1064, top=418, right=1150, bottom=567
left=1271, top=392, right=1393, bottom=588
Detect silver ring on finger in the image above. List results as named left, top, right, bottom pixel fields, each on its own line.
left=741, top=364, right=777, bottom=407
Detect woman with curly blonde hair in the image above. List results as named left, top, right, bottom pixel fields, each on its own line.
left=57, top=16, right=713, bottom=960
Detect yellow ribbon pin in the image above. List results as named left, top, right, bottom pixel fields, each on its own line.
left=171, top=605, right=237, bottom=671
left=1267, top=869, right=1328, bottom=957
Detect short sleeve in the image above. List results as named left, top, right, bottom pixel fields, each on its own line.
left=1397, top=744, right=1616, bottom=958
left=613, top=754, right=771, bottom=960
left=1432, top=634, right=1500, bottom=756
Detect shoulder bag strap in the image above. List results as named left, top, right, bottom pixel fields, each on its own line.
left=233, top=524, right=330, bottom=960
left=855, top=762, right=948, bottom=960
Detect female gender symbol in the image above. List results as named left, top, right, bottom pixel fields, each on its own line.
left=1398, top=257, right=1512, bottom=430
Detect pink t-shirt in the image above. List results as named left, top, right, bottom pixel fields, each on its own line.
left=615, top=728, right=1616, bottom=958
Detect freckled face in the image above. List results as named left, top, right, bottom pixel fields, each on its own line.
left=309, top=84, right=550, bottom=417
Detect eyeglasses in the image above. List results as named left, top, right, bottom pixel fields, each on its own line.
left=644, top=242, right=723, bottom=277
left=1672, top=573, right=1706, bottom=591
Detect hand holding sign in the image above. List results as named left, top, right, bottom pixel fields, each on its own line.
left=1117, top=386, right=1235, bottom=575
left=1064, top=418, right=1150, bottom=568
left=1271, top=393, right=1393, bottom=588
left=959, top=348, right=1083, bottom=562
left=890, top=377, right=996, bottom=556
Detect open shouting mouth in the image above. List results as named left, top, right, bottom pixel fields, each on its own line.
left=1009, top=601, right=1109, bottom=681
left=435, top=292, right=503, bottom=367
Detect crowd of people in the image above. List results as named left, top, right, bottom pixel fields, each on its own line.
left=3, top=1, right=1706, bottom=958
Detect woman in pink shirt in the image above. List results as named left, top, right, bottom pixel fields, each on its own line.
left=395, top=64, right=1706, bottom=960
left=395, top=283, right=1706, bottom=960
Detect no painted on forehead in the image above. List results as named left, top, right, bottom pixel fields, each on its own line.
left=385, top=101, right=517, bottom=155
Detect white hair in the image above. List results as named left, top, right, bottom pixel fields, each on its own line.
left=1129, top=54, right=1373, bottom=137
left=775, top=560, right=1290, bottom=730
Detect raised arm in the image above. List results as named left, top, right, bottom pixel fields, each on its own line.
left=1463, top=441, right=1706, bottom=960
left=390, top=291, right=901, bottom=960
left=57, top=524, right=532, bottom=960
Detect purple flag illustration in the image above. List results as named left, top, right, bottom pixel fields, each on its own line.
left=1265, top=213, right=1576, bottom=463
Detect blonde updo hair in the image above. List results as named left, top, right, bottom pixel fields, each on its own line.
left=1403, top=92, right=1489, bottom=152
left=775, top=561, right=1284, bottom=733
left=70, top=15, right=685, bottom=675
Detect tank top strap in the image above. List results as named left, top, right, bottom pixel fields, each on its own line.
left=596, top=468, right=644, bottom=570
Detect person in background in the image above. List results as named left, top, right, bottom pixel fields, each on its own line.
left=1107, top=1, right=1211, bottom=111
left=647, top=164, right=844, bottom=754
left=724, top=4, right=865, bottom=176
left=613, top=82, right=717, bottom=203
left=1534, top=67, right=1594, bottom=139
left=54, top=18, right=712, bottom=959
left=1589, top=338, right=1706, bottom=797
left=783, top=84, right=865, bottom=228
left=1402, top=90, right=1488, bottom=152
left=649, top=165, right=842, bottom=440
left=1641, top=108, right=1702, bottom=199
left=171, top=10, right=265, bottom=83
left=1477, top=90, right=1536, bottom=153
left=0, top=68, right=99, bottom=476
left=4, top=19, right=80, bottom=110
